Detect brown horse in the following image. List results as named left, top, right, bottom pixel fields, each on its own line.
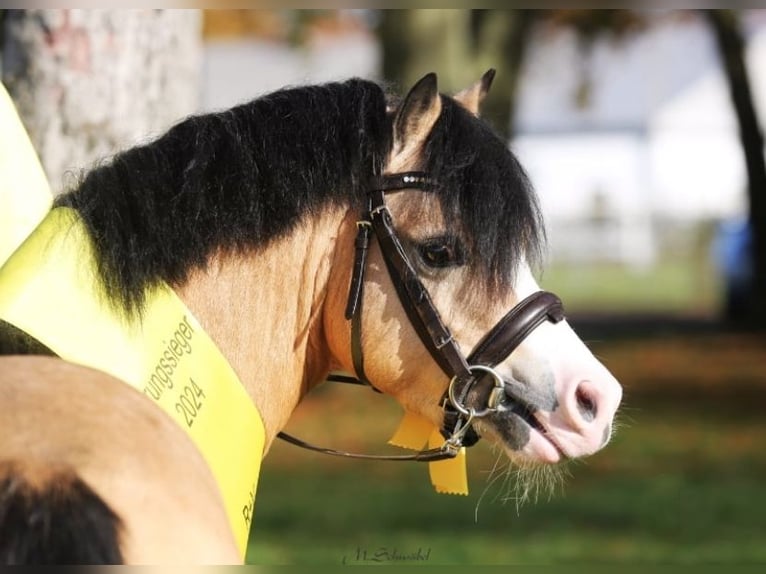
left=0, top=71, right=622, bottom=564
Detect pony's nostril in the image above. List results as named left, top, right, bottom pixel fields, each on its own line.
left=575, top=385, right=597, bottom=423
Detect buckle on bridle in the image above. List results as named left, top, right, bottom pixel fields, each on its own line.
left=443, top=408, right=476, bottom=450
left=369, top=202, right=388, bottom=218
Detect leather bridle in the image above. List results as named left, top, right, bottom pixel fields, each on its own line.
left=277, top=171, right=565, bottom=462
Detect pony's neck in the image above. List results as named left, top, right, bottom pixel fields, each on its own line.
left=174, top=207, right=349, bottom=452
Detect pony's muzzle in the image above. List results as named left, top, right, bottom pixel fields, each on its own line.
left=539, top=348, right=623, bottom=457
left=558, top=373, right=622, bottom=451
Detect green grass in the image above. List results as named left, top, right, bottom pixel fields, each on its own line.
left=539, top=257, right=721, bottom=315
left=243, top=336, right=766, bottom=565
left=248, top=466, right=766, bottom=564
left=247, top=439, right=766, bottom=564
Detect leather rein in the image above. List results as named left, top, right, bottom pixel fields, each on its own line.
left=276, top=171, right=565, bottom=462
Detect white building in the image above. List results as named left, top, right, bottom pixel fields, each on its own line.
left=512, top=11, right=766, bottom=268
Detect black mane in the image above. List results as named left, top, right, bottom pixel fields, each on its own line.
left=55, top=78, right=543, bottom=312
left=56, top=79, right=391, bottom=312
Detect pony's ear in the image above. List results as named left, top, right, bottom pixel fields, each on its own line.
left=391, top=72, right=442, bottom=160
left=453, top=69, right=496, bottom=116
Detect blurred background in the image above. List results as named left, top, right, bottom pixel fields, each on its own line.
left=2, top=8, right=765, bottom=565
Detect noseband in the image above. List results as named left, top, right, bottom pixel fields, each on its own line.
left=277, top=171, right=565, bottom=462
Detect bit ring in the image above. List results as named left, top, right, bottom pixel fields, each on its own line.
left=447, top=364, right=505, bottom=418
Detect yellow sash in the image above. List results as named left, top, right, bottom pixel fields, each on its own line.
left=0, top=82, right=52, bottom=265
left=0, top=207, right=264, bottom=557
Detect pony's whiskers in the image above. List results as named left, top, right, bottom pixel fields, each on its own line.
left=475, top=444, right=570, bottom=520
left=501, top=460, right=568, bottom=510
left=474, top=447, right=510, bottom=522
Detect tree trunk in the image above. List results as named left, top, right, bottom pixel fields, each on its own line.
left=1, top=9, right=202, bottom=195
left=705, top=9, right=766, bottom=326
left=468, top=10, right=536, bottom=136
left=380, top=10, right=477, bottom=95
left=378, top=9, right=534, bottom=138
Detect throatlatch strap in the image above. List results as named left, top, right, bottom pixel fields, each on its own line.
left=344, top=221, right=372, bottom=321
left=345, top=219, right=375, bottom=387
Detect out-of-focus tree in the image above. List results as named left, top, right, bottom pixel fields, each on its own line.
left=378, top=10, right=536, bottom=137
left=706, top=10, right=766, bottom=326
left=1, top=9, right=202, bottom=195
left=378, top=10, right=647, bottom=136
left=542, top=9, right=647, bottom=108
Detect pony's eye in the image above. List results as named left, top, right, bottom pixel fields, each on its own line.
left=418, top=238, right=464, bottom=269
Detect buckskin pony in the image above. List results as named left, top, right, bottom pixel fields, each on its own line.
left=0, top=71, right=622, bottom=564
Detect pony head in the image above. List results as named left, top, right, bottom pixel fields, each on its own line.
left=325, top=72, right=622, bottom=469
